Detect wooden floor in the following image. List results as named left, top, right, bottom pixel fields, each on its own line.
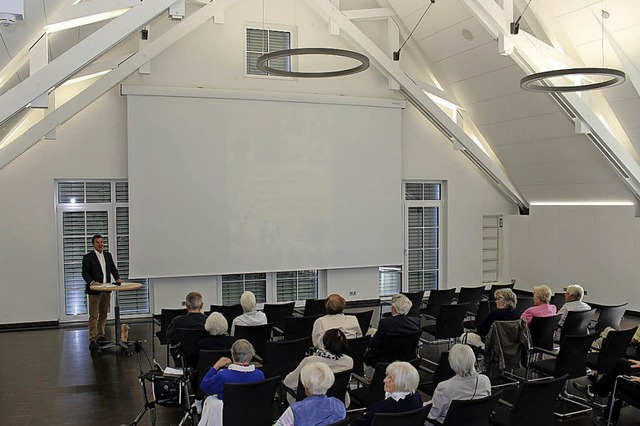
left=0, top=319, right=638, bottom=426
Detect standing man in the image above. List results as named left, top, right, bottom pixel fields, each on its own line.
left=82, top=234, right=121, bottom=351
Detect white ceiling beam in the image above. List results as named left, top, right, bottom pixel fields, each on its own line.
left=0, top=0, right=178, bottom=127
left=0, top=0, right=225, bottom=171
left=343, top=8, right=395, bottom=21
left=29, top=35, right=49, bottom=108
left=304, top=0, right=527, bottom=209
left=45, top=0, right=140, bottom=32
left=463, top=0, right=640, bottom=200
left=605, top=31, right=640, bottom=98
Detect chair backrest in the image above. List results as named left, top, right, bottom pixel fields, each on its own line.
left=422, top=351, right=456, bottom=394
left=457, top=286, right=485, bottom=315
left=345, top=335, right=371, bottom=377
left=423, top=288, right=456, bottom=319
left=555, top=333, right=598, bottom=379
left=595, top=303, right=628, bottom=332
left=595, top=328, right=637, bottom=373
left=209, top=304, right=244, bottom=333
left=379, top=331, right=422, bottom=362
left=515, top=297, right=535, bottom=315
left=223, top=376, right=280, bottom=426
left=261, top=337, right=309, bottom=380
left=560, top=308, right=596, bottom=342
left=283, top=314, right=321, bottom=341
left=234, top=323, right=273, bottom=358
left=351, top=310, right=374, bottom=336
left=263, top=302, right=295, bottom=332
left=488, top=283, right=515, bottom=301
left=371, top=405, right=428, bottom=426
left=401, top=291, right=425, bottom=317
left=157, top=308, right=188, bottom=343
left=303, top=298, right=327, bottom=317
left=434, top=303, right=469, bottom=339
left=550, top=293, right=565, bottom=312
left=529, top=314, right=562, bottom=350
left=484, top=319, right=531, bottom=379
left=296, top=369, right=353, bottom=403
left=196, top=348, right=231, bottom=399
left=474, top=301, right=497, bottom=328
left=171, top=327, right=209, bottom=368
left=441, top=392, right=502, bottom=426
left=510, top=375, right=568, bottom=426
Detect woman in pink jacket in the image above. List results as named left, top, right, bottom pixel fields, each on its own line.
left=520, top=285, right=557, bottom=324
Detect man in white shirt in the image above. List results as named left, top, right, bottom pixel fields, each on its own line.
left=82, top=234, right=121, bottom=350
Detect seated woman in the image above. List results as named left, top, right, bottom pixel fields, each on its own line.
left=231, top=291, right=267, bottom=335
left=283, top=328, right=353, bottom=405
left=463, top=288, right=519, bottom=349
left=274, top=362, right=347, bottom=426
left=197, top=312, right=237, bottom=351
left=351, top=361, right=423, bottom=426
left=311, top=294, right=362, bottom=349
left=199, top=339, right=264, bottom=400
left=520, top=285, right=556, bottom=324
left=427, top=344, right=491, bottom=425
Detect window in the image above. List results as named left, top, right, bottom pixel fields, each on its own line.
left=404, top=182, right=443, bottom=293
left=57, top=181, right=150, bottom=318
left=221, top=270, right=318, bottom=305
left=246, top=27, right=291, bottom=76
left=482, top=215, right=502, bottom=283
left=379, top=266, right=402, bottom=297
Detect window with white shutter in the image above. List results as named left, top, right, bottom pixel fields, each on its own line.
left=221, top=270, right=318, bottom=305
left=276, top=270, right=318, bottom=302
left=221, top=273, right=267, bottom=305
left=246, top=27, right=291, bottom=76
left=482, top=215, right=502, bottom=283
left=379, top=266, right=402, bottom=297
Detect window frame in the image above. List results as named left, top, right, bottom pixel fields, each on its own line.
left=244, top=23, right=296, bottom=80
left=218, top=270, right=322, bottom=306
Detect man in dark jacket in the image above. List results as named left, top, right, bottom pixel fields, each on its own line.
left=365, top=294, right=420, bottom=366
left=82, top=234, right=121, bottom=350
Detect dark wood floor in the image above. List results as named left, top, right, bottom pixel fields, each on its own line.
left=1, top=319, right=638, bottom=426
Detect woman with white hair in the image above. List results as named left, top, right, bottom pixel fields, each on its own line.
left=520, top=285, right=557, bottom=324
left=351, top=361, right=423, bottom=426
left=199, top=339, right=264, bottom=400
left=274, top=362, right=347, bottom=426
left=197, top=312, right=237, bottom=351
left=426, top=344, right=491, bottom=425
left=231, top=291, right=267, bottom=335
left=557, top=284, right=590, bottom=327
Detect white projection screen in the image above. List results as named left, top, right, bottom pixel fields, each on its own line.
left=126, top=89, right=403, bottom=278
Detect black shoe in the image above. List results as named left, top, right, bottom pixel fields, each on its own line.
left=593, top=416, right=610, bottom=426
left=573, top=382, right=595, bottom=400
left=89, top=340, right=98, bottom=351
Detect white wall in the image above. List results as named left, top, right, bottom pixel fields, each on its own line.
left=507, top=206, right=640, bottom=311
left=0, top=0, right=517, bottom=324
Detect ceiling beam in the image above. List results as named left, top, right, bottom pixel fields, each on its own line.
left=304, top=0, right=528, bottom=209
left=0, top=0, right=224, bottom=171
left=0, top=0, right=178, bottom=128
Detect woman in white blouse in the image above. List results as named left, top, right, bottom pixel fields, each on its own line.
left=311, top=294, right=362, bottom=349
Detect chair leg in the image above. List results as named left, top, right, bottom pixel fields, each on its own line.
left=555, top=381, right=593, bottom=418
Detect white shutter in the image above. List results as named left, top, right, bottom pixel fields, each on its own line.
left=379, top=266, right=402, bottom=297
left=246, top=27, right=291, bottom=76
left=222, top=273, right=267, bottom=305
left=482, top=215, right=501, bottom=283
left=276, top=270, right=318, bottom=302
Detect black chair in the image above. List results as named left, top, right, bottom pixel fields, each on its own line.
left=295, top=369, right=353, bottom=403
left=234, top=323, right=273, bottom=359
left=512, top=289, right=533, bottom=298
left=378, top=331, right=422, bottom=363
left=419, top=351, right=455, bottom=394
left=606, top=375, right=640, bottom=425
left=351, top=310, right=374, bottom=336
left=345, top=335, right=371, bottom=377
left=422, top=288, right=456, bottom=320
left=196, top=348, right=231, bottom=399
left=169, top=328, right=209, bottom=369
left=550, top=292, right=565, bottom=312
left=222, top=376, right=280, bottom=426
left=529, top=333, right=598, bottom=417
left=261, top=337, right=309, bottom=380
left=349, top=358, right=421, bottom=408
left=422, top=303, right=469, bottom=347
left=283, top=314, right=321, bottom=341
left=156, top=308, right=187, bottom=364
left=587, top=328, right=637, bottom=374
left=401, top=290, right=425, bottom=318
left=594, top=303, right=627, bottom=333
left=303, top=298, right=327, bottom=317
left=490, top=375, right=568, bottom=426
left=484, top=319, right=531, bottom=382
left=558, top=308, right=596, bottom=343
left=372, top=405, right=428, bottom=426
left=441, top=392, right=502, bottom=426
left=464, top=300, right=497, bottom=330
left=529, top=314, right=562, bottom=351
left=209, top=304, right=243, bottom=333
left=263, top=302, right=295, bottom=335
left=457, top=286, right=485, bottom=316
left=488, top=283, right=515, bottom=301
left=514, top=297, right=534, bottom=315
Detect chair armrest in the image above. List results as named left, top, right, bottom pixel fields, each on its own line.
left=253, top=354, right=264, bottom=363
left=351, top=373, right=371, bottom=387
left=530, top=346, right=558, bottom=357
left=283, top=384, right=297, bottom=399
left=273, top=326, right=284, bottom=335
left=497, top=398, right=515, bottom=408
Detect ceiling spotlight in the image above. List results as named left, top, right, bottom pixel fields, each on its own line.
left=0, top=13, right=17, bottom=27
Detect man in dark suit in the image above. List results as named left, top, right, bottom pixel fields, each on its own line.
left=364, top=294, right=421, bottom=366
left=82, top=234, right=121, bottom=350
